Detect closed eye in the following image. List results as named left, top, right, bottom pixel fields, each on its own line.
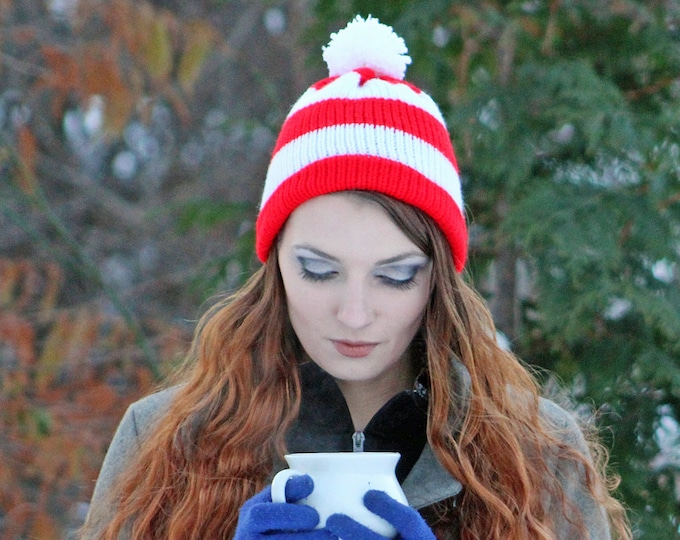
left=297, top=256, right=338, bottom=282
left=374, top=264, right=425, bottom=290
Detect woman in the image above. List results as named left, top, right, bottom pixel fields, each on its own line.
left=80, top=15, right=630, bottom=539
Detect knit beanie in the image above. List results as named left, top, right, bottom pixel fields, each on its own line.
left=256, top=15, right=467, bottom=271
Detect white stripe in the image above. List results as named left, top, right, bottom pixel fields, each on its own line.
left=260, top=124, right=462, bottom=210
left=288, top=71, right=447, bottom=126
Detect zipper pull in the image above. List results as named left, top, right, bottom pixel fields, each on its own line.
left=352, top=431, right=365, bottom=452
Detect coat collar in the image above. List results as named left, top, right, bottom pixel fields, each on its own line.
left=402, top=442, right=462, bottom=509
left=401, top=357, right=469, bottom=509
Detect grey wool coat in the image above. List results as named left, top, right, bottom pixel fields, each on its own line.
left=83, top=361, right=611, bottom=539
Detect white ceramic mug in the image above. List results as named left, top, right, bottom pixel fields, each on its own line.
left=271, top=452, right=407, bottom=538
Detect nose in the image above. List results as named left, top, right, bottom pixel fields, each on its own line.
left=336, top=280, right=374, bottom=329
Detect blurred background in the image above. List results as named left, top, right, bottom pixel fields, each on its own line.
left=0, top=0, right=679, bottom=538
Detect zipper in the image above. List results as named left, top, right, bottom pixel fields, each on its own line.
left=352, top=431, right=365, bottom=452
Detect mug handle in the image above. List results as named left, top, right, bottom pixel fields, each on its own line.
left=270, top=468, right=304, bottom=503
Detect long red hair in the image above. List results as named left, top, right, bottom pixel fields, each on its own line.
left=80, top=192, right=630, bottom=539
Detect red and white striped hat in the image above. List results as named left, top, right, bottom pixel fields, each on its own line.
left=256, top=15, right=467, bottom=271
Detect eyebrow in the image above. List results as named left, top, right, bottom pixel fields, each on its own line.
left=293, top=244, right=429, bottom=266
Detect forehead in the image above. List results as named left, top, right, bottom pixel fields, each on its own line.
left=280, top=193, right=422, bottom=258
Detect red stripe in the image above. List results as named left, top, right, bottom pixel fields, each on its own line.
left=311, top=69, right=422, bottom=92
left=255, top=155, right=467, bottom=271
left=272, top=98, right=459, bottom=171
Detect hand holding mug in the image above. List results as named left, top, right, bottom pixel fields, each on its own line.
left=325, top=490, right=436, bottom=540
left=234, top=474, right=335, bottom=540
left=271, top=452, right=410, bottom=538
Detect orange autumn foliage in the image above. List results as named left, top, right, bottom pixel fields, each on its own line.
left=31, top=0, right=218, bottom=134
left=0, top=1, right=219, bottom=536
left=0, top=257, right=191, bottom=538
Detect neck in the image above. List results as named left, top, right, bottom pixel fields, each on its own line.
left=335, top=364, right=413, bottom=431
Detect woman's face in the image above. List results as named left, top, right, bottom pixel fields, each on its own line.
left=278, top=193, right=432, bottom=391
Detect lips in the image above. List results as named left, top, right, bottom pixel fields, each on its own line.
left=331, top=340, right=378, bottom=358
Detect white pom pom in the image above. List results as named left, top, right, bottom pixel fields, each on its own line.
left=322, top=15, right=412, bottom=80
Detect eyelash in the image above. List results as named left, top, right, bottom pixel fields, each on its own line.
left=298, top=266, right=419, bottom=290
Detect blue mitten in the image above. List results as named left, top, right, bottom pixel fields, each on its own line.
left=325, top=490, right=435, bottom=540
left=234, top=474, right=337, bottom=539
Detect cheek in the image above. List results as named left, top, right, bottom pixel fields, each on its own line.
left=400, top=303, right=426, bottom=333
left=280, top=264, right=308, bottom=318
left=391, top=285, right=430, bottom=321
left=285, top=282, right=326, bottom=326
